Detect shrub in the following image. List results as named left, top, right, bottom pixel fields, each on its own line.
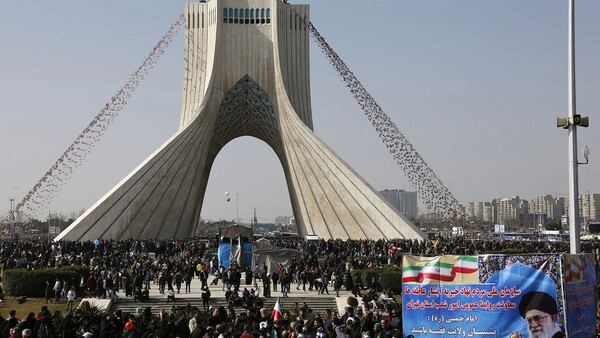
left=377, top=268, right=403, bottom=294
left=346, top=270, right=362, bottom=290
left=2, top=266, right=87, bottom=297
left=361, top=269, right=378, bottom=289
left=352, top=266, right=403, bottom=294
left=65, top=265, right=90, bottom=278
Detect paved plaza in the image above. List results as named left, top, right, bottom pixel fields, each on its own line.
left=113, top=273, right=356, bottom=315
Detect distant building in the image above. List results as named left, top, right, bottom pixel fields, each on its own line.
left=462, top=202, right=475, bottom=220
left=275, top=216, right=296, bottom=233
left=530, top=195, right=566, bottom=224
left=495, top=196, right=528, bottom=226
left=473, top=202, right=485, bottom=221
left=566, top=193, right=600, bottom=233
left=482, top=202, right=495, bottom=223
left=580, top=193, right=600, bottom=221
left=459, top=193, right=600, bottom=230
left=555, top=197, right=566, bottom=220
left=530, top=213, right=549, bottom=229
left=460, top=201, right=495, bottom=223
left=380, top=189, right=418, bottom=218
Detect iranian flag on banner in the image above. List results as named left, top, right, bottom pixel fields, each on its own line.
left=272, top=297, right=282, bottom=321
left=402, top=255, right=479, bottom=284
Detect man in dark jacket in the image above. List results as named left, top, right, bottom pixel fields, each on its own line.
left=3, top=310, right=19, bottom=335
left=271, top=271, right=279, bottom=292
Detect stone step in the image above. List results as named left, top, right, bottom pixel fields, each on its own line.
left=113, top=297, right=337, bottom=315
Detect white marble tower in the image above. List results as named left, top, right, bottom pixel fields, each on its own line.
left=56, top=0, right=424, bottom=241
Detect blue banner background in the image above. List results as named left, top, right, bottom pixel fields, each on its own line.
left=564, top=254, right=597, bottom=337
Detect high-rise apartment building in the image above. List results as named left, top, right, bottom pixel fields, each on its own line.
left=564, top=194, right=599, bottom=233
left=473, top=202, right=485, bottom=221
left=580, top=193, right=600, bottom=221
left=530, top=195, right=566, bottom=223
left=496, top=196, right=528, bottom=225
left=460, top=201, right=495, bottom=223
left=462, top=202, right=475, bottom=220
left=380, top=189, right=418, bottom=218
left=459, top=194, right=593, bottom=228
left=482, top=202, right=495, bottom=223
left=555, top=197, right=566, bottom=220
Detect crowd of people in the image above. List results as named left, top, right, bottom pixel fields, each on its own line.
left=1, top=239, right=212, bottom=301
left=3, top=236, right=600, bottom=274
left=1, top=236, right=599, bottom=337
left=0, top=300, right=403, bottom=338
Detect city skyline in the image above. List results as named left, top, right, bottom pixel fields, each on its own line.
left=1, top=1, right=599, bottom=223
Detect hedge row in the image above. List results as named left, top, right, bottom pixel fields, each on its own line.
left=349, top=266, right=403, bottom=293
left=2, top=266, right=88, bottom=297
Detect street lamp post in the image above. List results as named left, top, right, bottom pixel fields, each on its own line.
left=567, top=0, right=580, bottom=255
left=556, top=0, right=589, bottom=254
left=9, top=199, right=15, bottom=235
left=225, top=192, right=240, bottom=224
left=9, top=199, right=15, bottom=223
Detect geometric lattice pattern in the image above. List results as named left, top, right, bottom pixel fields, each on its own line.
left=212, top=75, right=281, bottom=153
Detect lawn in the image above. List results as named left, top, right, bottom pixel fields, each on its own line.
left=0, top=297, right=69, bottom=318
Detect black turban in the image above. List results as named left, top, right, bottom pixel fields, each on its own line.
left=519, top=291, right=558, bottom=318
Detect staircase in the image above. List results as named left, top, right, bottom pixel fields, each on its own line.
left=113, top=296, right=337, bottom=315
left=112, top=276, right=340, bottom=315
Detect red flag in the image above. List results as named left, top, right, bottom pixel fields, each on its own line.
left=272, top=297, right=282, bottom=321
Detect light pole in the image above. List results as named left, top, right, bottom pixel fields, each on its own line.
left=556, top=0, right=589, bottom=254
left=9, top=199, right=15, bottom=222
left=225, top=192, right=239, bottom=224
left=9, top=199, right=15, bottom=235
left=225, top=192, right=231, bottom=222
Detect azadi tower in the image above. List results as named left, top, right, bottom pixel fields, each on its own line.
left=56, top=0, right=424, bottom=241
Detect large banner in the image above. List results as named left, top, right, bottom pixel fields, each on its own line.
left=403, top=254, right=575, bottom=338
left=563, top=254, right=597, bottom=337
left=218, top=242, right=253, bottom=269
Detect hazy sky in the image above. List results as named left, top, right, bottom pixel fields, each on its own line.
left=1, top=1, right=599, bottom=224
